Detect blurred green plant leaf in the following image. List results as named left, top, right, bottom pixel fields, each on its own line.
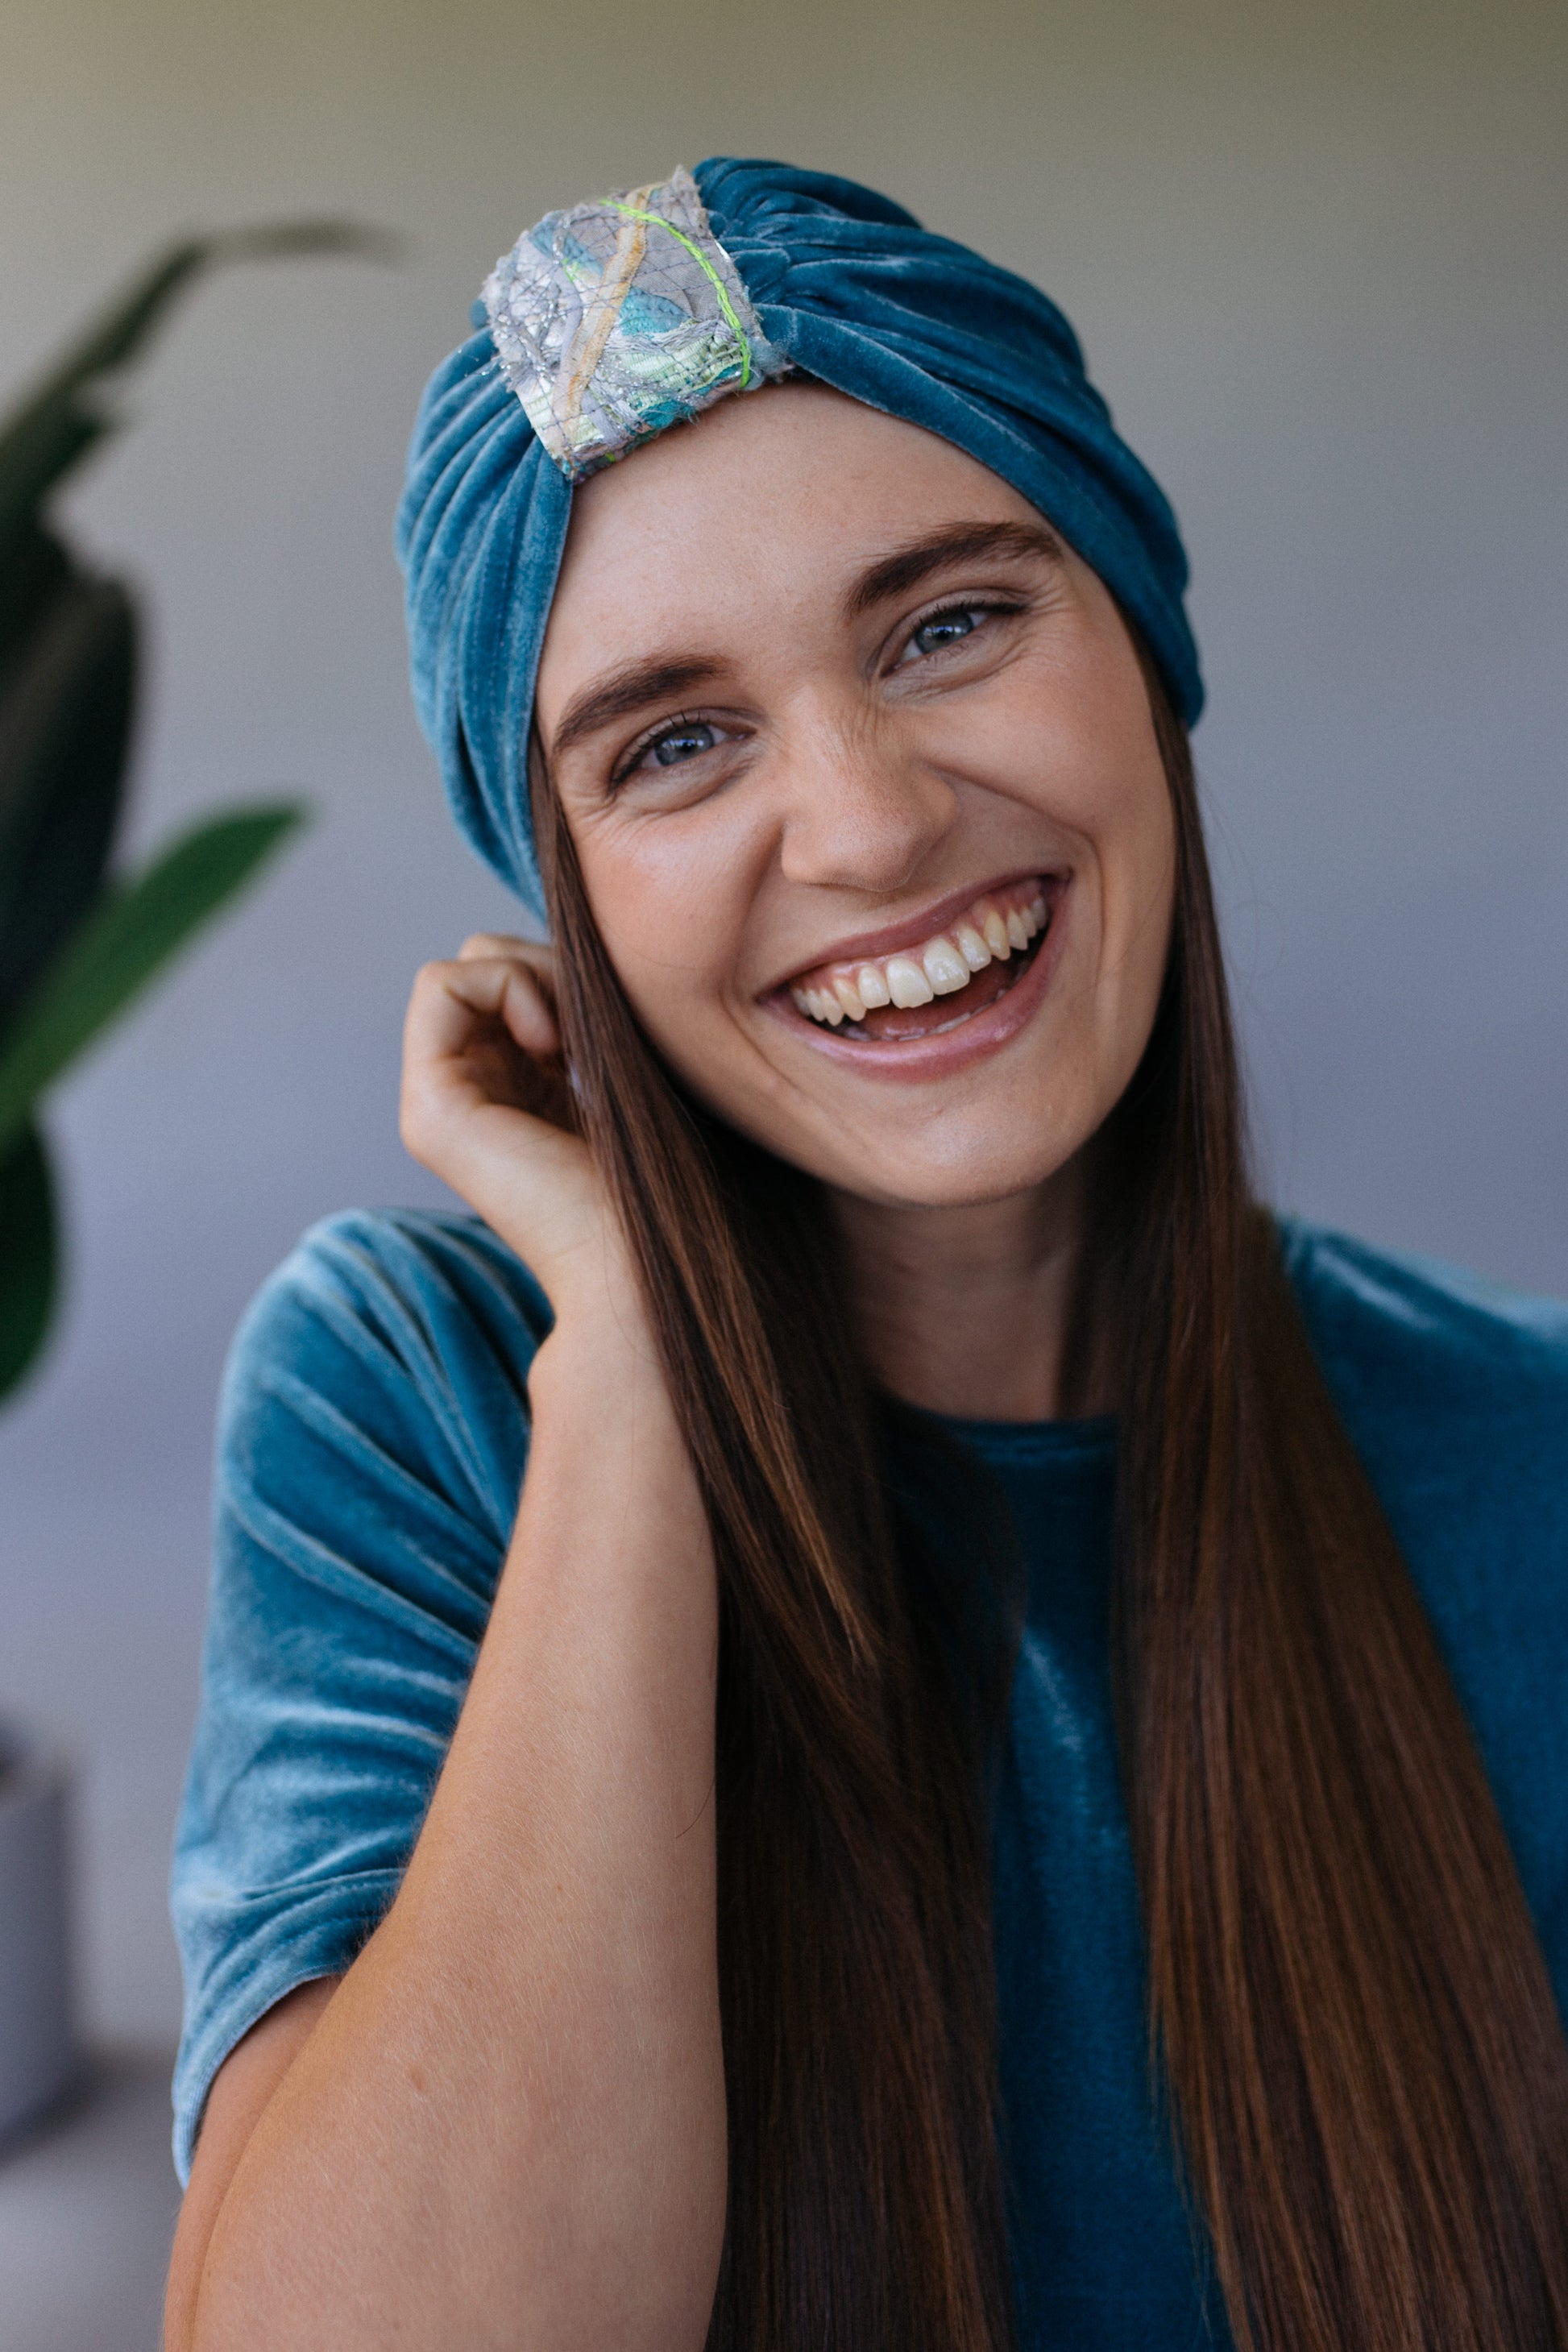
left=0, top=1121, right=57, bottom=1402
left=0, top=803, right=305, bottom=1154
left=0, top=572, right=136, bottom=1022
left=0, top=523, right=73, bottom=682
left=0, top=219, right=390, bottom=1412
left=0, top=218, right=400, bottom=591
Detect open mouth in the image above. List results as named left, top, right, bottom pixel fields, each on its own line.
left=778, top=877, right=1054, bottom=1044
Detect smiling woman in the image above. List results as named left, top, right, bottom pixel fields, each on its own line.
left=163, top=164, right=1568, bottom=2352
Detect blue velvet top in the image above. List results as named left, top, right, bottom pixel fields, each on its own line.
left=170, top=1213, right=1568, bottom=2346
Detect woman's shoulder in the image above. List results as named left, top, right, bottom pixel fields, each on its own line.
left=1282, top=1222, right=1568, bottom=1959
left=1281, top=1216, right=1567, bottom=1827
left=221, top=1205, right=554, bottom=1560
left=236, top=1201, right=554, bottom=1364
left=1280, top=1215, right=1568, bottom=1475
left=1277, top=1213, right=1568, bottom=1653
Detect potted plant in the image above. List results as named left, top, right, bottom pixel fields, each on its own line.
left=0, top=222, right=384, bottom=2140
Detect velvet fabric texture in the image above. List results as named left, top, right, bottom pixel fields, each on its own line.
left=172, top=1217, right=1568, bottom=2346
left=395, top=156, right=1205, bottom=916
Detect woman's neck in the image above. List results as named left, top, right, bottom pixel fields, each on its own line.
left=828, top=1153, right=1105, bottom=1424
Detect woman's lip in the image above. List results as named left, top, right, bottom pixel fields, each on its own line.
left=761, top=867, right=1061, bottom=995
left=761, top=880, right=1070, bottom=1082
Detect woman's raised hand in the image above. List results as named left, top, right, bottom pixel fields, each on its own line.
left=400, top=934, right=628, bottom=1317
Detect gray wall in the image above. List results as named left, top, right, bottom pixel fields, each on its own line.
left=1, top=0, right=1563, bottom=2044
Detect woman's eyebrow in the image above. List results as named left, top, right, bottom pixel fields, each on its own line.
left=549, top=655, right=726, bottom=761
left=845, top=520, right=1066, bottom=618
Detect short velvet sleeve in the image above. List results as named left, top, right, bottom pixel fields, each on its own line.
left=168, top=1208, right=551, bottom=2181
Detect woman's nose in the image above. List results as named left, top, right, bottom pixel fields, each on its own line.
left=775, top=711, right=958, bottom=897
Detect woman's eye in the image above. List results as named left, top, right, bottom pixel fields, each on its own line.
left=901, top=605, right=998, bottom=662
left=647, top=720, right=720, bottom=768
left=613, top=714, right=742, bottom=794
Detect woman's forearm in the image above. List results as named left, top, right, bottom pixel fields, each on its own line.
left=185, top=1307, right=726, bottom=2351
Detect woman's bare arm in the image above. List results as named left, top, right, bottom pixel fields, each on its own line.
left=164, top=1979, right=339, bottom=2346
left=165, top=944, right=728, bottom=2351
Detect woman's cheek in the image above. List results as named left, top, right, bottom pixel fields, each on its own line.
left=598, top=903, right=751, bottom=1097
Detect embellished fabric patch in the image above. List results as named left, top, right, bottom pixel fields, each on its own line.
left=482, top=167, right=790, bottom=482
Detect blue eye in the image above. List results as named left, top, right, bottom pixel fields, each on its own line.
left=910, top=607, right=982, bottom=657
left=650, top=720, right=717, bottom=766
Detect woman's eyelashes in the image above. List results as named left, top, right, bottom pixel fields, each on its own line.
left=612, top=712, right=744, bottom=786
left=645, top=716, right=723, bottom=768
left=890, top=597, right=1027, bottom=670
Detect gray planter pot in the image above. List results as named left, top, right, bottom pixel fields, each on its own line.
left=0, top=1728, right=78, bottom=2142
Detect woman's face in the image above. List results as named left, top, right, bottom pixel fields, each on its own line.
left=533, top=384, right=1175, bottom=1213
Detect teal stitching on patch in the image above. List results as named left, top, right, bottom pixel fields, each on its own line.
left=603, top=202, right=753, bottom=389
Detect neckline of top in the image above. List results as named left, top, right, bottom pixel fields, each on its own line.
left=908, top=1403, right=1118, bottom=1466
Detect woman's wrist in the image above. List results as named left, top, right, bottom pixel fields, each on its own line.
left=527, top=1240, right=671, bottom=1408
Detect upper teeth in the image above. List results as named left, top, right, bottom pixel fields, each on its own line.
left=790, top=890, right=1048, bottom=1028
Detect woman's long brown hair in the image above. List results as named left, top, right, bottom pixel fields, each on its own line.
left=531, top=664, right=1568, bottom=2351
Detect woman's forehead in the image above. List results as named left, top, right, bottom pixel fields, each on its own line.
left=543, top=384, right=1041, bottom=656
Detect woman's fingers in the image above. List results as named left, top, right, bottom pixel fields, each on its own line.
left=398, top=941, right=643, bottom=1369
left=454, top=938, right=566, bottom=1061
left=415, top=952, right=560, bottom=1061
left=401, top=955, right=572, bottom=1152
left=400, top=952, right=599, bottom=1276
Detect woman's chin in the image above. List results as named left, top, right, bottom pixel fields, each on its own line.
left=773, top=1105, right=1092, bottom=1215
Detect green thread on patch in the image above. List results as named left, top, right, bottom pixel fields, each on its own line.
left=602, top=201, right=753, bottom=388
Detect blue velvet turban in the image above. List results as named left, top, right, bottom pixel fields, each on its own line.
left=396, top=156, right=1203, bottom=917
